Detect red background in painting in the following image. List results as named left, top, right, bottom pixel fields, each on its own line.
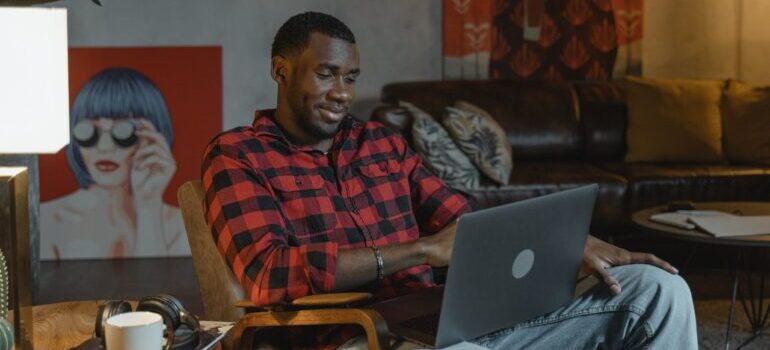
left=39, top=47, right=222, bottom=206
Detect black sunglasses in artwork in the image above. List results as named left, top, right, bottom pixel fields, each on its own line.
left=72, top=120, right=138, bottom=148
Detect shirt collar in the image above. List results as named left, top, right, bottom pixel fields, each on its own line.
left=251, top=108, right=359, bottom=154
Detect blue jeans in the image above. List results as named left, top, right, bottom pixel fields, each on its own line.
left=339, top=264, right=697, bottom=350
left=469, top=264, right=697, bottom=350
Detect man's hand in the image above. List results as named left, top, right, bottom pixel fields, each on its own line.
left=419, top=219, right=459, bottom=267
left=581, top=235, right=678, bottom=295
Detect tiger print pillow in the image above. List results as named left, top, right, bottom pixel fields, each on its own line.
left=400, top=101, right=481, bottom=190
left=443, top=101, right=513, bottom=185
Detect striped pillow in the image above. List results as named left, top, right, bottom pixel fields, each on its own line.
left=443, top=101, right=513, bottom=185
left=400, top=101, right=480, bottom=190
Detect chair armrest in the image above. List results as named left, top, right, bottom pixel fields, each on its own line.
left=233, top=292, right=372, bottom=309
left=229, top=308, right=391, bottom=350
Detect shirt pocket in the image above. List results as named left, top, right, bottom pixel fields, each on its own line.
left=267, top=174, right=337, bottom=239
left=357, top=159, right=403, bottom=180
left=355, top=159, right=412, bottom=219
left=268, top=174, right=326, bottom=192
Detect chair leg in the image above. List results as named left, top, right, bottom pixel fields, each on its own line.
left=358, top=309, right=391, bottom=350
left=230, top=308, right=391, bottom=350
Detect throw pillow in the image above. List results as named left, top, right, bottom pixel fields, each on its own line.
left=444, top=101, right=513, bottom=185
left=400, top=101, right=481, bottom=189
left=624, top=76, right=725, bottom=163
left=722, top=80, right=770, bottom=164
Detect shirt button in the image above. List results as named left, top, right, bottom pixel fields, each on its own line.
left=295, top=179, right=302, bottom=185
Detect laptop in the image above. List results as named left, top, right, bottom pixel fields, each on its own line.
left=378, top=184, right=599, bottom=348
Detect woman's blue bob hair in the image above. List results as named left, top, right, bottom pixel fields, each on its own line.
left=66, top=67, right=174, bottom=188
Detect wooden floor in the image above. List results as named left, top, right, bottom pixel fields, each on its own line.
left=36, top=255, right=770, bottom=349
left=36, top=254, right=755, bottom=314
left=38, top=257, right=205, bottom=316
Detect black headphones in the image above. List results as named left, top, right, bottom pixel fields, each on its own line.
left=95, top=294, right=200, bottom=350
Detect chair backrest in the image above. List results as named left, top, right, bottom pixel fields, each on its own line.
left=177, top=180, right=245, bottom=321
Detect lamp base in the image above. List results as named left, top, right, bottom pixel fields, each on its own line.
left=0, top=167, right=33, bottom=350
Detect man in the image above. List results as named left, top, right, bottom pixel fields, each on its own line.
left=202, top=12, right=697, bottom=349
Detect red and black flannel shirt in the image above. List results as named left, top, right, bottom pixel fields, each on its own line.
left=201, top=109, right=471, bottom=348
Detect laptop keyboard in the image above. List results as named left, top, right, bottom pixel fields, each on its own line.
left=399, top=313, right=440, bottom=337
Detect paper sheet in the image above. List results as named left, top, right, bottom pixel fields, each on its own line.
left=689, top=216, right=770, bottom=238
left=649, top=210, right=734, bottom=230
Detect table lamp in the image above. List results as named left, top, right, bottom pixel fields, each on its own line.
left=0, top=7, right=69, bottom=349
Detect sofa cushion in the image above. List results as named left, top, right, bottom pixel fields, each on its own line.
left=624, top=77, right=725, bottom=163
left=371, top=105, right=412, bottom=136
left=444, top=101, right=513, bottom=185
left=722, top=80, right=770, bottom=165
left=601, top=163, right=770, bottom=213
left=573, top=81, right=627, bottom=161
left=402, top=101, right=481, bottom=190
left=382, top=80, right=581, bottom=160
left=464, top=162, right=627, bottom=231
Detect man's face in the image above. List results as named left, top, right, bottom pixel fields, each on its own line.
left=284, top=33, right=360, bottom=141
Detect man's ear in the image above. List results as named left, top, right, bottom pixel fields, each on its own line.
left=271, top=56, right=289, bottom=85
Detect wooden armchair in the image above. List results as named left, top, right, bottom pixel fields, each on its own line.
left=177, top=180, right=391, bottom=350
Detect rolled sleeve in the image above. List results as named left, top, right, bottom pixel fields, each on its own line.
left=202, top=138, right=338, bottom=307
left=389, top=131, right=472, bottom=234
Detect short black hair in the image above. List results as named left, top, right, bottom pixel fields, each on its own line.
left=271, top=12, right=356, bottom=58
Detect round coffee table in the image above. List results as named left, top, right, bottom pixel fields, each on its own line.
left=633, top=202, right=770, bottom=247
left=632, top=202, right=770, bottom=350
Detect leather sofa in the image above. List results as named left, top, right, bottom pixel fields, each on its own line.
left=371, top=80, right=770, bottom=237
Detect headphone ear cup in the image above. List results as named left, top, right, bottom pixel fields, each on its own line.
left=158, top=294, right=184, bottom=324
left=169, top=327, right=199, bottom=350
left=160, top=294, right=200, bottom=332
left=136, top=294, right=200, bottom=350
left=94, top=300, right=132, bottom=339
left=137, top=294, right=181, bottom=329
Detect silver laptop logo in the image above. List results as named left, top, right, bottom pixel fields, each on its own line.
left=512, top=249, right=535, bottom=279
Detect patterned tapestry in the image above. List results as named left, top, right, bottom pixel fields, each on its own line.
left=443, top=0, right=494, bottom=79
left=443, top=0, right=643, bottom=80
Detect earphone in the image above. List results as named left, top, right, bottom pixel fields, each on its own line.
left=95, top=294, right=200, bottom=350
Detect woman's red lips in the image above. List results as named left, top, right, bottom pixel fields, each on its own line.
left=95, top=160, right=120, bottom=172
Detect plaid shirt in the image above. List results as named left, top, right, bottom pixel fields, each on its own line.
left=202, top=109, right=471, bottom=348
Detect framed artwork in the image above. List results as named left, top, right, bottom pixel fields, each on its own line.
left=39, top=47, right=222, bottom=260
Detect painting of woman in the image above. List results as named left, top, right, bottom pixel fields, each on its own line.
left=40, top=67, right=189, bottom=259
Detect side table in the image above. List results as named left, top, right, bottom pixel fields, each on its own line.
left=28, top=300, right=231, bottom=350
left=32, top=300, right=129, bottom=349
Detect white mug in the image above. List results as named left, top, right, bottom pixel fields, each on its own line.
left=104, top=311, right=164, bottom=350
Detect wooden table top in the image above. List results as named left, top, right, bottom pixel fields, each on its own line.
left=632, top=202, right=770, bottom=247
left=31, top=300, right=138, bottom=350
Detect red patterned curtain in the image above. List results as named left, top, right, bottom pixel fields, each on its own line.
left=442, top=0, right=643, bottom=80
left=443, top=0, right=494, bottom=79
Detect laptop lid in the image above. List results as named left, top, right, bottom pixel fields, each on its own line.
left=434, top=184, right=599, bottom=348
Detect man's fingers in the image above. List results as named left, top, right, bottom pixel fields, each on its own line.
left=631, top=252, right=679, bottom=274
left=594, top=264, right=621, bottom=295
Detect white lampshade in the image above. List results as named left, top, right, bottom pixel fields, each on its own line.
left=0, top=7, right=69, bottom=154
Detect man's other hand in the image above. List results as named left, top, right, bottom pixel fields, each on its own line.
left=419, top=219, right=459, bottom=267
left=581, top=235, right=679, bottom=295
